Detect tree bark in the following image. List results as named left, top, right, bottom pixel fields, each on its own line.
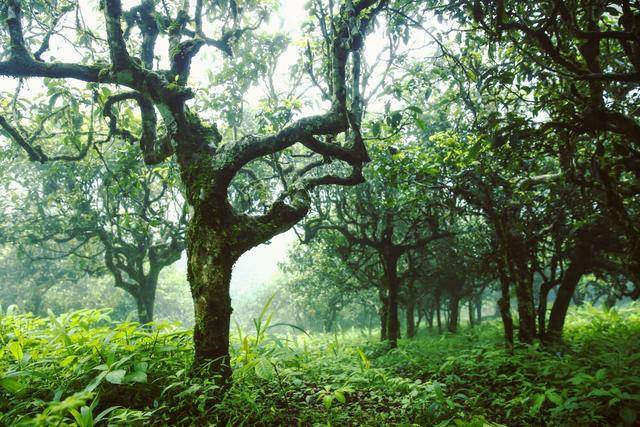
left=135, top=275, right=158, bottom=324
left=447, top=295, right=460, bottom=333
left=497, top=265, right=515, bottom=346
left=537, top=281, right=554, bottom=338
left=27, top=288, right=45, bottom=317
left=444, top=304, right=449, bottom=327
left=475, top=292, right=482, bottom=324
left=325, top=306, right=337, bottom=332
left=406, top=300, right=416, bottom=338
left=435, top=291, right=442, bottom=334
left=383, top=253, right=401, bottom=348
left=546, top=242, right=591, bottom=341
left=406, top=281, right=416, bottom=338
left=187, top=220, right=236, bottom=379
left=416, top=304, right=424, bottom=333
left=379, top=288, right=388, bottom=341
left=426, top=306, right=434, bottom=330
left=515, top=278, right=536, bottom=342
left=467, top=299, right=474, bottom=327
left=603, top=293, right=617, bottom=310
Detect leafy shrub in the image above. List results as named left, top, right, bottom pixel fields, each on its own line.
left=1, top=304, right=639, bottom=425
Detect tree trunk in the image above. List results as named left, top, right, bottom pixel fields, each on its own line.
left=514, top=276, right=536, bottom=343
left=546, top=242, right=590, bottom=341
left=406, top=281, right=416, bottom=338
left=468, top=299, right=474, bottom=327
left=475, top=292, right=482, bottom=325
left=135, top=276, right=158, bottom=324
left=325, top=306, right=337, bottom=332
left=379, top=288, right=388, bottom=341
left=27, top=289, right=44, bottom=316
left=537, top=282, right=554, bottom=338
left=426, top=307, right=434, bottom=330
left=387, top=278, right=400, bottom=347
left=383, top=253, right=401, bottom=348
left=603, top=293, right=617, bottom=310
left=444, top=304, right=449, bottom=327
left=447, top=296, right=460, bottom=333
left=436, top=291, right=442, bottom=334
left=406, top=300, right=416, bottom=338
left=187, top=223, right=236, bottom=379
left=497, top=267, right=515, bottom=346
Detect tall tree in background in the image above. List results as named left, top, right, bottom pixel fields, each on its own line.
left=304, top=145, right=451, bottom=348
left=0, top=125, right=186, bottom=323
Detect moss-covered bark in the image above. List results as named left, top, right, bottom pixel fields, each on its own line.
left=184, top=199, right=244, bottom=379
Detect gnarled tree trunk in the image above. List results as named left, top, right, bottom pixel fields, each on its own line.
left=186, top=215, right=237, bottom=379
left=508, top=236, right=537, bottom=342
left=537, top=281, right=555, bottom=338
left=514, top=277, right=536, bottom=343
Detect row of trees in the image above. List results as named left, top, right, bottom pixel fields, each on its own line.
left=282, top=0, right=640, bottom=347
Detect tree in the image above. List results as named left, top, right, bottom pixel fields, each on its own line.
left=0, top=245, right=82, bottom=315
left=0, top=0, right=390, bottom=377
left=446, top=0, right=640, bottom=340
left=304, top=145, right=451, bottom=348
left=0, top=137, right=186, bottom=323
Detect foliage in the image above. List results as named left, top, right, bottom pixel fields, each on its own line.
left=1, top=304, right=639, bottom=426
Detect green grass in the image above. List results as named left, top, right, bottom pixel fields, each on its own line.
left=1, top=304, right=639, bottom=426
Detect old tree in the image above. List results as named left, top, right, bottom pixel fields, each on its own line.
left=0, top=0, right=388, bottom=377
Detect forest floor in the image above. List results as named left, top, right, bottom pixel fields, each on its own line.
left=1, top=304, right=639, bottom=426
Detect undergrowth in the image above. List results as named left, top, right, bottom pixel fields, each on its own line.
left=1, top=304, right=639, bottom=426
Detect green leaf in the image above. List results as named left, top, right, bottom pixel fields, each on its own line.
left=620, top=407, right=637, bottom=426
left=6, top=341, right=23, bottom=362
left=529, top=393, right=545, bottom=416
left=85, top=371, right=108, bottom=392
left=254, top=358, right=275, bottom=380
left=0, top=377, right=26, bottom=394
left=371, top=121, right=381, bottom=137
left=322, top=394, right=334, bottom=409
left=545, top=390, right=563, bottom=405
left=60, top=355, right=77, bottom=367
left=124, top=371, right=147, bottom=383
left=106, top=369, right=126, bottom=385
left=267, top=322, right=309, bottom=335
